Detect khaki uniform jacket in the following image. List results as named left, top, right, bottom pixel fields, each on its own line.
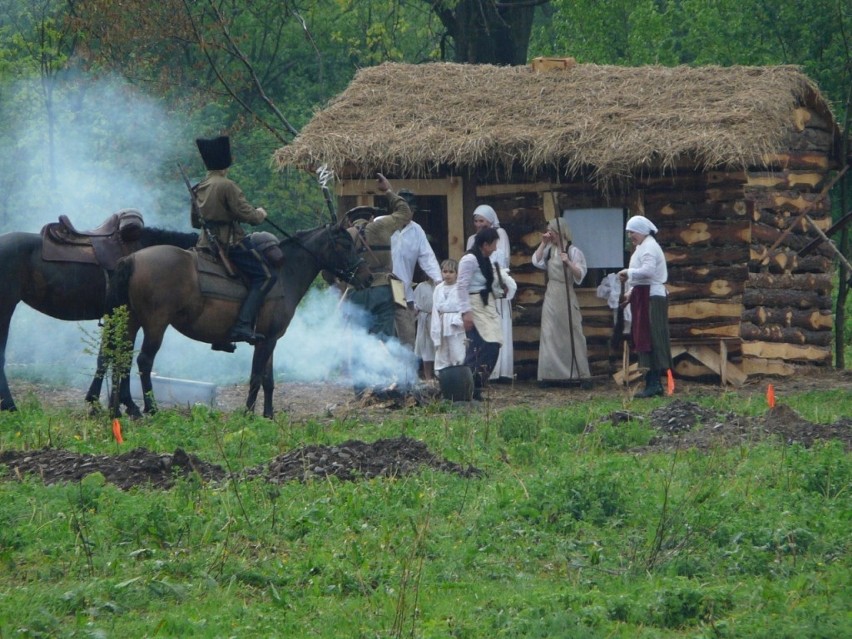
left=348, top=191, right=412, bottom=287
left=192, top=171, right=266, bottom=248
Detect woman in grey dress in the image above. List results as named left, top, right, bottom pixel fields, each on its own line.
left=532, top=218, right=592, bottom=388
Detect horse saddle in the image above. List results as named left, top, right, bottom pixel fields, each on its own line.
left=193, top=249, right=283, bottom=303
left=41, top=209, right=145, bottom=271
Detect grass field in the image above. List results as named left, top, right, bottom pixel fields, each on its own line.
left=0, top=385, right=850, bottom=638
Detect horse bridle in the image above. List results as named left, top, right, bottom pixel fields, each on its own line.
left=292, top=224, right=365, bottom=284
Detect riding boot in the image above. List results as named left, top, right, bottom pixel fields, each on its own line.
left=228, top=287, right=267, bottom=345
left=636, top=370, right=663, bottom=398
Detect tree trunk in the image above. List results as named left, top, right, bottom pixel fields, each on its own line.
left=431, top=0, right=539, bottom=65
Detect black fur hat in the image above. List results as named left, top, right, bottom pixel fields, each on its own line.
left=196, top=136, right=232, bottom=171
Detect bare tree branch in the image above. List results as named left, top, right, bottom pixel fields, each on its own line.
left=205, top=0, right=299, bottom=139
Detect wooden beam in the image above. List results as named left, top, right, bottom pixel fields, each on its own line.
left=761, top=165, right=846, bottom=260
left=741, top=340, right=831, bottom=362
left=476, top=182, right=555, bottom=197
left=741, top=357, right=798, bottom=376
left=668, top=300, right=743, bottom=320
left=672, top=343, right=747, bottom=386
left=800, top=206, right=852, bottom=255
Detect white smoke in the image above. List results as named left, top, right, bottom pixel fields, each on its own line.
left=2, top=72, right=419, bottom=403
left=7, top=287, right=419, bottom=398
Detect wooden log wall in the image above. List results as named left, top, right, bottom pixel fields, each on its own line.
left=742, top=106, right=836, bottom=373
left=642, top=170, right=750, bottom=380
left=469, top=108, right=837, bottom=380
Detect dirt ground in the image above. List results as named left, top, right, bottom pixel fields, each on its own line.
left=2, top=368, right=850, bottom=490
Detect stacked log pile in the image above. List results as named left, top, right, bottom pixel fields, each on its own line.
left=741, top=106, right=836, bottom=375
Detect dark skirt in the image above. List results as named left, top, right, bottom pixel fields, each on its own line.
left=637, top=295, right=672, bottom=371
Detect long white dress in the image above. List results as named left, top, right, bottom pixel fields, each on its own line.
left=532, top=244, right=591, bottom=381
left=466, top=227, right=513, bottom=380
left=430, top=282, right=466, bottom=371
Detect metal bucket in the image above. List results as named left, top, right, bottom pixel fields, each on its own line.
left=438, top=365, right=473, bottom=402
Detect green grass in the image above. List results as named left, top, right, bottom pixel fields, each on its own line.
left=0, top=388, right=850, bottom=638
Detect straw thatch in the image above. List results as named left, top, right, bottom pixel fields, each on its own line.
left=274, top=61, right=832, bottom=184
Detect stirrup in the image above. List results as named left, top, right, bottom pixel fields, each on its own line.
left=228, top=327, right=265, bottom=345
left=212, top=342, right=237, bottom=353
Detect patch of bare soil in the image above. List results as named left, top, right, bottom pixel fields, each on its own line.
left=607, top=399, right=852, bottom=452
left=2, top=368, right=850, bottom=489
left=0, top=437, right=482, bottom=490
left=0, top=447, right=227, bottom=490
left=242, top=436, right=482, bottom=484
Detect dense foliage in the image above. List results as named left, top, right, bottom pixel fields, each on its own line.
left=0, top=0, right=848, bottom=232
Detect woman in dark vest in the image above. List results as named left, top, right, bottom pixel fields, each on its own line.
left=457, top=227, right=503, bottom=399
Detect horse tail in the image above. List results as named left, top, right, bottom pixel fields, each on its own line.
left=106, top=256, right=135, bottom=315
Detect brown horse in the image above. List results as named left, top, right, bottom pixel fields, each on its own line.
left=0, top=225, right=197, bottom=412
left=107, top=222, right=371, bottom=418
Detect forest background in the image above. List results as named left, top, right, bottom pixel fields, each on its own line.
left=1, top=0, right=849, bottom=234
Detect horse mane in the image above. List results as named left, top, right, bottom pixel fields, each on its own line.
left=139, top=227, right=199, bottom=249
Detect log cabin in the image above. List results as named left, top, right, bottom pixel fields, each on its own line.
left=274, top=60, right=845, bottom=384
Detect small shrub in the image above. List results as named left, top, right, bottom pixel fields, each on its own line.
left=523, top=466, right=628, bottom=532
left=647, top=583, right=733, bottom=629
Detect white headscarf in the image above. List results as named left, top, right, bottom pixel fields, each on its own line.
left=625, top=215, right=657, bottom=235
left=472, top=204, right=500, bottom=228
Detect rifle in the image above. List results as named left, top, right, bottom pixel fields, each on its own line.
left=177, top=162, right=236, bottom=277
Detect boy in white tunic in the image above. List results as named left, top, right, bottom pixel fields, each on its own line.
left=431, top=259, right=466, bottom=372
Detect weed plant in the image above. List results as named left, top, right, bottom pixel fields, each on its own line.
left=0, top=387, right=849, bottom=638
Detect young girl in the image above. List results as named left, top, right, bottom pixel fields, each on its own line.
left=412, top=278, right=436, bottom=379
left=430, top=259, right=466, bottom=372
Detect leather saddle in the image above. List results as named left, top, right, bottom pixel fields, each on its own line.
left=193, top=249, right=283, bottom=303
left=41, top=209, right=145, bottom=271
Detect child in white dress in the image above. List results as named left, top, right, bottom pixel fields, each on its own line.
left=431, top=259, right=466, bottom=372
left=413, top=279, right=436, bottom=379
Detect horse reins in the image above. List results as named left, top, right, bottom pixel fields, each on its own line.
left=270, top=220, right=364, bottom=284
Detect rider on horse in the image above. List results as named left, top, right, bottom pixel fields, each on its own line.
left=193, top=135, right=274, bottom=351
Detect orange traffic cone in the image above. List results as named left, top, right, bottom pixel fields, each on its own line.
left=112, top=418, right=124, bottom=444
left=766, top=384, right=776, bottom=409
left=666, top=369, right=675, bottom=396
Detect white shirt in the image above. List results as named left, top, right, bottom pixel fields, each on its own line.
left=626, top=235, right=668, bottom=297
left=390, top=221, right=442, bottom=302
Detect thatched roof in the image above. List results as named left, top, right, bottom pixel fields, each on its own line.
left=274, top=61, right=833, bottom=184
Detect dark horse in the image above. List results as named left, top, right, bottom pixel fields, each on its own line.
left=0, top=225, right=197, bottom=412
left=107, top=222, right=371, bottom=419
